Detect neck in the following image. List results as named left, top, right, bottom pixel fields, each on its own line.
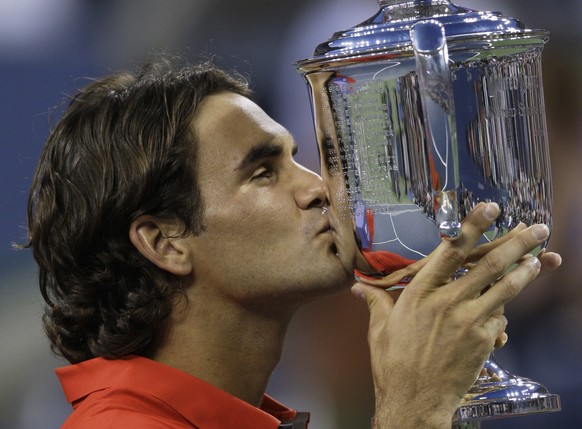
left=151, top=290, right=295, bottom=407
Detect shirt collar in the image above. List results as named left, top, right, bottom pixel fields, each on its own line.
left=56, top=356, right=300, bottom=428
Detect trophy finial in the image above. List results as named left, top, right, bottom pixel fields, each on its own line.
left=377, top=0, right=450, bottom=6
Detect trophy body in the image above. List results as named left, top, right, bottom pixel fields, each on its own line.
left=296, top=0, right=559, bottom=425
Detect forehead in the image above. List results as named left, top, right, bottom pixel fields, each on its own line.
left=193, top=92, right=287, bottom=153
left=191, top=92, right=290, bottom=184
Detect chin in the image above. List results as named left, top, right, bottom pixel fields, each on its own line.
left=320, top=256, right=357, bottom=293
left=332, top=245, right=357, bottom=282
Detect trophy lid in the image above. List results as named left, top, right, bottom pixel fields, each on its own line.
left=296, top=0, right=548, bottom=71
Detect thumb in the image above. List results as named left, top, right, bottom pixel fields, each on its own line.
left=351, top=282, right=395, bottom=322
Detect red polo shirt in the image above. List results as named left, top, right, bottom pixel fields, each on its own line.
left=56, top=356, right=309, bottom=429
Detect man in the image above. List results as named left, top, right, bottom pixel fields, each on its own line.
left=27, top=59, right=561, bottom=428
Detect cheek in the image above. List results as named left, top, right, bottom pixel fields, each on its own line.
left=205, top=196, right=300, bottom=247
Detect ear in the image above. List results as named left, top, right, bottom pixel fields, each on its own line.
left=129, top=215, right=193, bottom=277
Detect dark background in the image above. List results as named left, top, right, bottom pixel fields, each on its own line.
left=1, top=1, right=580, bottom=427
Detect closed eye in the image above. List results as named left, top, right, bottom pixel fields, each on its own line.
left=251, top=166, right=276, bottom=182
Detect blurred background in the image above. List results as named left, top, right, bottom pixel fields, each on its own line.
left=1, top=0, right=580, bottom=427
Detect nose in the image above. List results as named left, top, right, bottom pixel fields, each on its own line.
left=293, top=163, right=328, bottom=210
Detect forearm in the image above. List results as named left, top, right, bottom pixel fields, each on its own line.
left=372, top=380, right=459, bottom=429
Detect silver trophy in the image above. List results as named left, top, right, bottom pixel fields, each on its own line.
left=296, top=0, right=559, bottom=426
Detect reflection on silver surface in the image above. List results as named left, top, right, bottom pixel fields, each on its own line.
left=298, top=7, right=552, bottom=268
left=309, top=48, right=551, bottom=264
left=297, top=0, right=559, bottom=423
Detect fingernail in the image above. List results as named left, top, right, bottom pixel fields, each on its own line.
left=527, top=256, right=541, bottom=269
left=483, top=203, right=500, bottom=221
left=351, top=284, right=366, bottom=302
left=531, top=224, right=550, bottom=241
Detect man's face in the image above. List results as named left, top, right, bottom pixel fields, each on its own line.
left=184, top=92, right=355, bottom=310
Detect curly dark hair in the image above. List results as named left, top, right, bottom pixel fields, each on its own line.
left=27, top=58, right=252, bottom=364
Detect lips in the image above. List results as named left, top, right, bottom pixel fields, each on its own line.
left=317, top=219, right=333, bottom=235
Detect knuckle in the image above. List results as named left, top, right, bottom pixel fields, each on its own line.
left=515, top=231, right=536, bottom=253
left=500, top=275, right=522, bottom=299
left=432, top=294, right=453, bottom=316
left=433, top=292, right=468, bottom=323
left=482, top=252, right=506, bottom=274
left=440, top=244, right=467, bottom=266
left=476, top=327, right=493, bottom=345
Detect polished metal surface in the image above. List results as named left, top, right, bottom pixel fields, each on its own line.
left=300, top=0, right=547, bottom=68
left=301, top=44, right=551, bottom=267
left=296, top=0, right=552, bottom=273
left=296, top=0, right=559, bottom=423
left=412, top=20, right=461, bottom=239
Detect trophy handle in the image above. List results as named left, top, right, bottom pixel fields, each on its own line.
left=411, top=20, right=461, bottom=239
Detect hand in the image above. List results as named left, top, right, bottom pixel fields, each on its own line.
left=351, top=202, right=561, bottom=429
left=360, top=211, right=561, bottom=289
left=358, top=206, right=562, bottom=349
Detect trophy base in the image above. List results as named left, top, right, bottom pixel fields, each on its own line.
left=454, top=391, right=561, bottom=423
left=451, top=357, right=561, bottom=427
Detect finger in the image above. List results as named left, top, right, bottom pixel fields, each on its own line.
left=475, top=256, right=541, bottom=320
left=357, top=257, right=429, bottom=288
left=412, top=202, right=500, bottom=289
left=494, top=332, right=509, bottom=349
left=538, top=250, right=562, bottom=274
left=461, top=224, right=549, bottom=299
left=482, top=314, right=509, bottom=350
left=466, top=223, right=527, bottom=263
left=488, top=306, right=508, bottom=349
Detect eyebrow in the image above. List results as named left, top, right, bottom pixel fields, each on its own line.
left=235, top=137, right=298, bottom=171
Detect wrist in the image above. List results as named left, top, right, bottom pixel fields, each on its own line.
left=372, top=413, right=454, bottom=429
left=372, top=396, right=456, bottom=429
